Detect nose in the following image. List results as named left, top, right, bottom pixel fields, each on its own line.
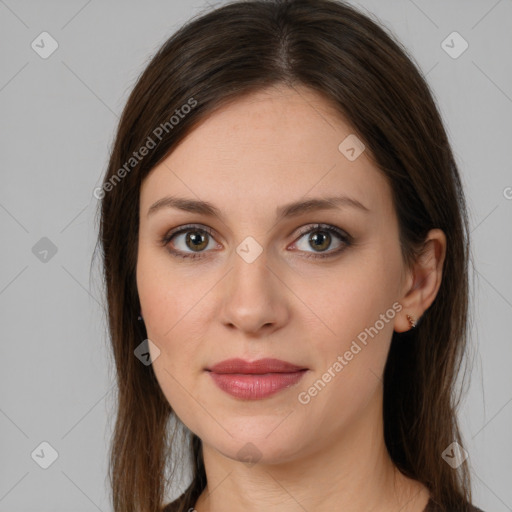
left=217, top=248, right=290, bottom=336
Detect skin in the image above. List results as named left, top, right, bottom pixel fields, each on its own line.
left=136, top=83, right=446, bottom=512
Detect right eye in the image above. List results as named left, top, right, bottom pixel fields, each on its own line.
left=161, top=224, right=220, bottom=259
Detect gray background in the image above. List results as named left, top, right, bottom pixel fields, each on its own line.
left=1, top=0, right=511, bottom=510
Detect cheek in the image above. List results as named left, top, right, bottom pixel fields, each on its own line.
left=137, top=250, right=184, bottom=370
left=299, top=250, right=400, bottom=349
left=136, top=248, right=206, bottom=424
left=137, top=244, right=197, bottom=338
left=297, top=245, right=402, bottom=399
left=136, top=244, right=215, bottom=382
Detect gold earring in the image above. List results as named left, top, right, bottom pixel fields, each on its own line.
left=406, top=314, right=416, bottom=329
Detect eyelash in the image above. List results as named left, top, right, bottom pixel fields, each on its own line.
left=160, top=223, right=352, bottom=260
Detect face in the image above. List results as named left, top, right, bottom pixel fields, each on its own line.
left=136, top=84, right=410, bottom=464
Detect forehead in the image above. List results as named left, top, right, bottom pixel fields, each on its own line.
left=140, top=85, right=393, bottom=221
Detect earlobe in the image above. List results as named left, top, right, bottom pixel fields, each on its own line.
left=394, top=311, right=419, bottom=333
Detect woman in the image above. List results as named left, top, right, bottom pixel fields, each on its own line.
left=96, top=1, right=484, bottom=511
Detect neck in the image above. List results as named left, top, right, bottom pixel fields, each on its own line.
left=193, top=387, right=430, bottom=512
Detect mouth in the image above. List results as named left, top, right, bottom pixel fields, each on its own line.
left=205, top=358, right=309, bottom=400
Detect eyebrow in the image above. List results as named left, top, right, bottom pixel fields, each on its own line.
left=147, top=194, right=370, bottom=221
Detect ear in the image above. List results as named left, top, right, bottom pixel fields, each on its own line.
left=394, top=228, right=447, bottom=333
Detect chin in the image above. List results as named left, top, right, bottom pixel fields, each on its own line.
left=200, top=422, right=309, bottom=466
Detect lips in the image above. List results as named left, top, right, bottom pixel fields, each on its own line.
left=206, top=358, right=308, bottom=400
left=207, top=358, right=307, bottom=374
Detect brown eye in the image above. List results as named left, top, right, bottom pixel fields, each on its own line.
left=162, top=225, right=218, bottom=259
left=308, top=231, right=331, bottom=252
left=293, top=224, right=351, bottom=259
left=184, top=230, right=209, bottom=252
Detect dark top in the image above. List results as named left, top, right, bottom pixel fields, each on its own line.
left=164, top=496, right=486, bottom=511
left=424, top=497, right=485, bottom=511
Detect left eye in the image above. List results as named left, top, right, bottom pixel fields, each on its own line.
left=292, top=224, right=351, bottom=258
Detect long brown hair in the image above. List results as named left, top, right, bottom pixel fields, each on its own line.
left=95, top=1, right=475, bottom=510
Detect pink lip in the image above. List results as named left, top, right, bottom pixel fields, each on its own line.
left=206, top=358, right=308, bottom=400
